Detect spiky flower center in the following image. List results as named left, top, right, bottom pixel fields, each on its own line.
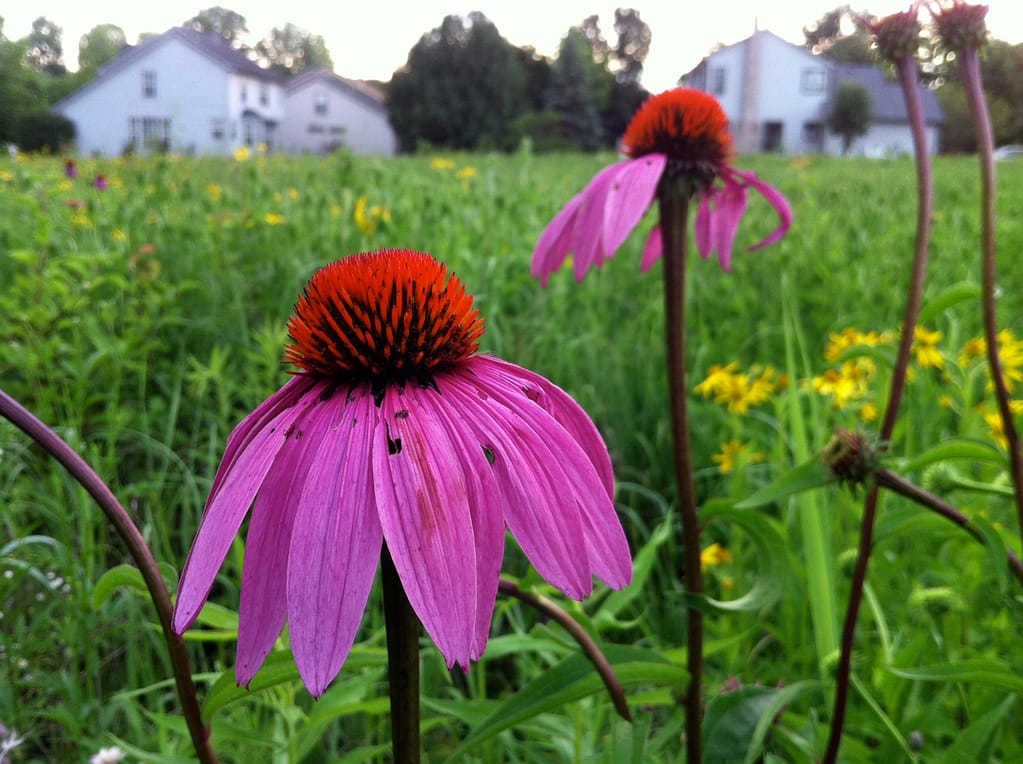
left=621, top=88, right=734, bottom=193
left=933, top=1, right=989, bottom=53
left=284, top=249, right=484, bottom=392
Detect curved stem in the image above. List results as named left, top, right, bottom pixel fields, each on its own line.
left=960, top=48, right=1023, bottom=542
left=658, top=194, right=703, bottom=762
left=381, top=546, right=421, bottom=764
left=0, top=388, right=217, bottom=763
left=823, top=54, right=933, bottom=764
left=498, top=579, right=631, bottom=721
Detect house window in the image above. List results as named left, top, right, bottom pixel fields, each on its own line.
left=801, top=68, right=826, bottom=95
left=240, top=85, right=247, bottom=104
left=211, top=118, right=226, bottom=140
left=802, top=121, right=824, bottom=146
left=710, top=67, right=726, bottom=96
left=142, top=71, right=156, bottom=98
left=260, top=85, right=269, bottom=107
left=129, top=117, right=171, bottom=151
left=314, top=91, right=328, bottom=116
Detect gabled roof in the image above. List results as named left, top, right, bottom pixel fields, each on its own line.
left=56, top=26, right=281, bottom=108
left=286, top=68, right=388, bottom=113
left=830, top=63, right=945, bottom=125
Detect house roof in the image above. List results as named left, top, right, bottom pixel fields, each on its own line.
left=286, top=68, right=388, bottom=113
left=55, top=26, right=281, bottom=109
left=830, top=63, right=945, bottom=125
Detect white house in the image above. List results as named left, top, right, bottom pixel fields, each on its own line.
left=679, top=29, right=944, bottom=156
left=281, top=69, right=397, bottom=156
left=55, top=27, right=287, bottom=157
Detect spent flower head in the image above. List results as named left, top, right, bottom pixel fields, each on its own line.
left=931, top=0, right=989, bottom=52
left=863, top=4, right=923, bottom=62
left=532, top=88, right=791, bottom=283
left=173, top=248, right=632, bottom=696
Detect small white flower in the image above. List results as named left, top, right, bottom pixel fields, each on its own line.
left=89, top=746, right=127, bottom=764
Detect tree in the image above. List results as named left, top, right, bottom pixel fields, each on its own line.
left=804, top=6, right=872, bottom=64
left=548, top=28, right=605, bottom=151
left=78, top=24, right=126, bottom=72
left=611, top=8, right=651, bottom=82
left=388, top=13, right=529, bottom=152
left=256, top=23, right=333, bottom=75
left=186, top=6, right=248, bottom=47
left=22, top=16, right=65, bottom=75
left=827, top=81, right=872, bottom=154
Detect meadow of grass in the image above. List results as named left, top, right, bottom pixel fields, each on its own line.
left=1, top=148, right=1022, bottom=762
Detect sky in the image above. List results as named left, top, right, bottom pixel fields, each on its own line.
left=4, top=1, right=1022, bottom=92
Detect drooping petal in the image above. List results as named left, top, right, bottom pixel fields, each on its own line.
left=696, top=178, right=749, bottom=272
left=730, top=168, right=793, bottom=251
left=531, top=193, right=585, bottom=287
left=372, top=384, right=481, bottom=670
left=173, top=382, right=320, bottom=634
left=461, top=357, right=632, bottom=592
left=571, top=161, right=629, bottom=281
left=640, top=225, right=663, bottom=272
left=418, top=376, right=505, bottom=660
left=602, top=154, right=667, bottom=258
left=287, top=388, right=383, bottom=697
left=236, top=378, right=337, bottom=687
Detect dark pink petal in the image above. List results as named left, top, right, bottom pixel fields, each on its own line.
left=235, top=379, right=340, bottom=687
left=531, top=193, right=585, bottom=287
left=462, top=358, right=632, bottom=592
left=372, top=385, right=481, bottom=670
left=602, top=154, right=667, bottom=258
left=731, top=168, right=793, bottom=250
left=570, top=162, right=627, bottom=281
left=287, top=389, right=382, bottom=697
left=696, top=179, right=748, bottom=272
left=640, top=225, right=663, bottom=272
left=416, top=379, right=505, bottom=661
left=173, top=383, right=320, bottom=633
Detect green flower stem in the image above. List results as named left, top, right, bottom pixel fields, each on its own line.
left=381, top=546, right=421, bottom=764
left=874, top=469, right=1023, bottom=585
left=823, top=54, right=933, bottom=764
left=658, top=193, right=703, bottom=763
left=498, top=579, right=631, bottom=721
left=0, top=388, right=217, bottom=764
left=960, top=47, right=1023, bottom=543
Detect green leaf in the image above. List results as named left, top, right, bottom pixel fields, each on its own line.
left=940, top=695, right=1016, bottom=764
left=917, top=281, right=982, bottom=325
left=92, top=564, right=146, bottom=610
left=972, top=515, right=1010, bottom=593
left=702, top=686, right=777, bottom=763
left=887, top=659, right=1023, bottom=694
left=688, top=503, right=788, bottom=614
left=734, top=458, right=833, bottom=509
left=450, top=646, right=686, bottom=759
left=899, top=438, right=1005, bottom=473
left=594, top=512, right=672, bottom=629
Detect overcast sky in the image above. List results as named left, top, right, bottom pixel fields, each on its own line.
left=4, top=1, right=1021, bottom=92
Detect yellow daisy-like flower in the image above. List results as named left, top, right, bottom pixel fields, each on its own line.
left=913, top=326, right=945, bottom=369
left=112, top=228, right=128, bottom=242
left=354, top=196, right=391, bottom=234
left=431, top=157, right=455, bottom=170
left=69, top=213, right=92, bottom=227
left=288, top=187, right=300, bottom=201
left=456, top=166, right=478, bottom=181
left=234, top=146, right=251, bottom=162
left=257, top=142, right=269, bottom=154
left=712, top=439, right=756, bottom=473
left=207, top=183, right=223, bottom=201
left=700, top=542, right=732, bottom=569
left=984, top=401, right=1023, bottom=448
left=811, top=358, right=875, bottom=409
left=695, top=362, right=740, bottom=398
left=0, top=169, right=14, bottom=182
left=824, top=328, right=894, bottom=362
left=329, top=203, right=342, bottom=217
left=859, top=402, right=878, bottom=422
left=263, top=212, right=285, bottom=225
left=695, top=363, right=776, bottom=414
left=959, top=337, right=986, bottom=367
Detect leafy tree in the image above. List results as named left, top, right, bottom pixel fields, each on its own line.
left=22, top=16, right=65, bottom=75
left=602, top=77, right=649, bottom=144
left=611, top=8, right=651, bottom=82
left=514, top=45, right=553, bottom=112
left=186, top=6, right=248, bottom=47
left=548, top=28, right=605, bottom=151
left=256, top=23, right=333, bottom=75
left=16, top=110, right=74, bottom=152
left=0, top=38, right=40, bottom=142
left=827, top=81, right=872, bottom=154
left=804, top=5, right=872, bottom=64
left=388, top=13, right=529, bottom=152
left=78, top=24, right=126, bottom=72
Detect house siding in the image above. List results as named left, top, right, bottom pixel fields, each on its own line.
left=281, top=73, right=397, bottom=156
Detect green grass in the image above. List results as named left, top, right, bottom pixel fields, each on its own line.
left=1, top=149, right=1022, bottom=761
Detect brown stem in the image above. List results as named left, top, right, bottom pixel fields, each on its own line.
left=658, top=193, right=703, bottom=762
left=497, top=579, right=631, bottom=721
left=960, top=48, right=1023, bottom=543
left=0, top=388, right=217, bottom=763
left=823, top=54, right=933, bottom=764
left=381, top=546, right=421, bottom=764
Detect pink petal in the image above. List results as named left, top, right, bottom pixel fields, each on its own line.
left=697, top=179, right=748, bottom=272
left=531, top=193, right=585, bottom=287
left=640, top=225, right=663, bottom=272
left=372, top=384, right=482, bottom=670
left=235, top=381, right=342, bottom=687
left=694, top=194, right=713, bottom=259
left=570, top=162, right=628, bottom=282
left=287, top=389, right=382, bottom=697
left=731, top=169, right=793, bottom=250
left=173, top=382, right=320, bottom=633
left=602, top=154, right=667, bottom=258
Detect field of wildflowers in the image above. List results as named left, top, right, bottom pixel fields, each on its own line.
left=2, top=141, right=1023, bottom=762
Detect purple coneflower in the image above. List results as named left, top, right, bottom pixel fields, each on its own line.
left=64, top=159, right=78, bottom=179
left=172, top=249, right=632, bottom=697
left=532, top=88, right=792, bottom=282
left=93, top=174, right=108, bottom=191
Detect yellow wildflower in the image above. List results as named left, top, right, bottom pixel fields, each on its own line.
left=207, top=183, right=222, bottom=201
left=287, top=187, right=300, bottom=200
left=984, top=401, right=1023, bottom=448
left=913, top=326, right=944, bottom=369
left=354, top=195, right=390, bottom=234
left=859, top=402, right=878, bottom=422
left=695, top=363, right=740, bottom=398
left=712, top=439, right=758, bottom=473
left=456, top=166, right=478, bottom=181
left=69, top=213, right=92, bottom=227
left=112, top=228, right=128, bottom=242
left=959, top=337, right=986, bottom=367
left=811, top=358, right=875, bottom=409
left=431, top=157, right=455, bottom=170
left=263, top=212, right=285, bottom=225
left=0, top=169, right=13, bottom=182
left=824, top=328, right=893, bottom=362
left=234, top=146, right=251, bottom=161
left=257, top=142, right=269, bottom=154
left=701, top=542, right=732, bottom=569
